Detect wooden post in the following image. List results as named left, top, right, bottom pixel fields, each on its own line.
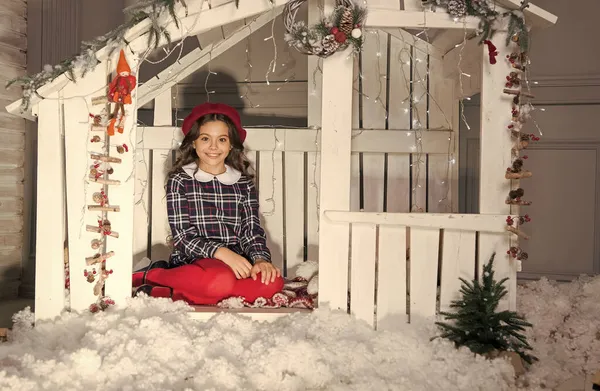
left=317, top=46, right=354, bottom=311
left=34, top=93, right=66, bottom=321
left=63, top=61, right=109, bottom=311
left=478, top=29, right=516, bottom=311
left=149, top=90, right=174, bottom=262
left=103, top=51, right=140, bottom=304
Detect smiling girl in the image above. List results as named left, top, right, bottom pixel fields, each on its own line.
left=133, top=103, right=284, bottom=305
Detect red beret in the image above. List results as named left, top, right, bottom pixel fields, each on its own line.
left=181, top=102, right=247, bottom=143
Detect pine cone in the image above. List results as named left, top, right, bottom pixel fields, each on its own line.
left=447, top=0, right=467, bottom=17
left=321, top=34, right=340, bottom=55
left=339, top=7, right=354, bottom=36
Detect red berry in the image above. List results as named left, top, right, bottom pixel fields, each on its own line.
left=507, top=250, right=511, bottom=254
left=334, top=31, right=347, bottom=43
left=109, top=270, right=113, bottom=274
left=331, top=27, right=339, bottom=34
left=93, top=270, right=97, bottom=274
left=84, top=271, right=88, bottom=277
left=522, top=155, right=528, bottom=159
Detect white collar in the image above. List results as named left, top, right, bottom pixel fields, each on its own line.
left=182, top=162, right=242, bottom=185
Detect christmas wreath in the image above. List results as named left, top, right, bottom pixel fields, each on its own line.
left=283, top=0, right=367, bottom=58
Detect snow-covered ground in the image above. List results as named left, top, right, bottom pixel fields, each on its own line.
left=0, top=275, right=598, bottom=391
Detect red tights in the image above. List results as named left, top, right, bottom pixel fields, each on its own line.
left=133, top=258, right=284, bottom=305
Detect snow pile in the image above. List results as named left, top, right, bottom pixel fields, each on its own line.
left=0, top=296, right=516, bottom=391
left=517, top=274, right=600, bottom=390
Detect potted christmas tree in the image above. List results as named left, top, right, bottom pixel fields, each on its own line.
left=435, top=253, right=537, bottom=374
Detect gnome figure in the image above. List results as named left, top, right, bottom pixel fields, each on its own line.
left=107, top=50, right=137, bottom=136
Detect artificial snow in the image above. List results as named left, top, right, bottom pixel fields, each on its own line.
left=0, top=275, right=598, bottom=391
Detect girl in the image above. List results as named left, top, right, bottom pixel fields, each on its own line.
left=133, top=102, right=284, bottom=305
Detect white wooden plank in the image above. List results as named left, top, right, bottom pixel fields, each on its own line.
left=103, top=52, right=139, bottom=305
left=153, top=89, right=172, bottom=126
left=258, top=149, right=284, bottom=272
left=34, top=94, right=65, bottom=321
left=428, top=52, right=456, bottom=213
left=284, top=151, right=305, bottom=276
left=325, top=211, right=507, bottom=232
left=306, top=151, right=320, bottom=262
left=246, top=150, right=258, bottom=184
left=140, top=127, right=452, bottom=153
left=361, top=28, right=388, bottom=213
left=366, top=10, right=479, bottom=30
left=62, top=62, right=107, bottom=312
left=307, top=0, right=323, bottom=128
left=133, top=148, right=150, bottom=265
left=478, top=29, right=515, bottom=311
left=377, top=225, right=408, bottom=327
left=150, top=150, right=173, bottom=261
left=350, top=153, right=360, bottom=212
left=129, top=0, right=291, bottom=55
left=439, top=230, right=476, bottom=312
left=411, top=39, right=428, bottom=212
left=409, top=227, right=439, bottom=319
left=317, top=47, right=354, bottom=311
left=350, top=223, right=377, bottom=327
left=387, top=32, right=412, bottom=214
left=386, top=154, right=410, bottom=212
left=363, top=154, right=385, bottom=212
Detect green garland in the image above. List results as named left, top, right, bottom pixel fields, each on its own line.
left=431, top=0, right=531, bottom=50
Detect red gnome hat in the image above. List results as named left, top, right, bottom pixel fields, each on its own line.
left=116, top=49, right=131, bottom=75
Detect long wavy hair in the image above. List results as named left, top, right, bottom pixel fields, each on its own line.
left=168, top=113, right=254, bottom=180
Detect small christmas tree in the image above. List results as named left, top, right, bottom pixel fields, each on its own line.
left=436, top=252, right=538, bottom=365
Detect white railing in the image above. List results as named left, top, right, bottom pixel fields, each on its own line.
left=319, top=211, right=515, bottom=329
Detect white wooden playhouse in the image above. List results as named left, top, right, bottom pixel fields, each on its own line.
left=5, top=0, right=556, bottom=326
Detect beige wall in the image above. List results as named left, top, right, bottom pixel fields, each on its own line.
left=460, top=0, right=600, bottom=280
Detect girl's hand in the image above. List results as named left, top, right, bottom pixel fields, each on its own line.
left=215, top=248, right=252, bottom=279
left=251, top=260, right=281, bottom=285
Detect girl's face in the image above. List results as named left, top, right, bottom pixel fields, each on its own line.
left=193, top=120, right=231, bottom=173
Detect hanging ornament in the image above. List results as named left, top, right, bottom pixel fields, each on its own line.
left=483, top=40, right=498, bottom=64
left=351, top=28, right=362, bottom=39
left=116, top=143, right=129, bottom=154
left=91, top=239, right=102, bottom=250
left=447, top=0, right=467, bottom=17
left=107, top=50, right=137, bottom=136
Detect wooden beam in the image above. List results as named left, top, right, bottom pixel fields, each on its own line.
left=138, top=126, right=454, bottom=154
left=494, top=0, right=557, bottom=29
left=129, top=0, right=289, bottom=54
left=478, top=28, right=515, bottom=311
left=380, top=28, right=443, bottom=59
left=324, top=211, right=507, bottom=233
left=317, top=46, right=354, bottom=312
left=366, top=10, right=480, bottom=30
left=5, top=0, right=286, bottom=119
left=137, top=7, right=282, bottom=107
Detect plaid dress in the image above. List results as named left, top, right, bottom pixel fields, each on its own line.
left=166, top=162, right=271, bottom=267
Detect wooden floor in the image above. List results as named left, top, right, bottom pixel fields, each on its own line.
left=188, top=306, right=313, bottom=322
